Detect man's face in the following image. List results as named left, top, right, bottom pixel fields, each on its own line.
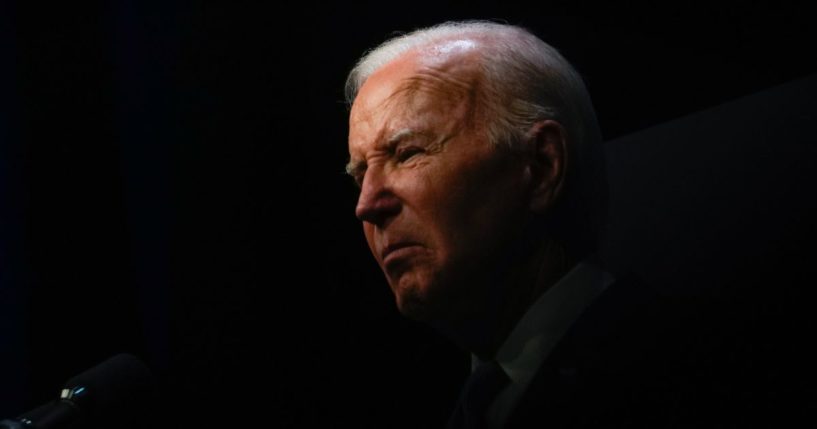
left=347, top=49, right=532, bottom=322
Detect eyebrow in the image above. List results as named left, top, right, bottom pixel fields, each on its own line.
left=345, top=128, right=418, bottom=178
left=385, top=128, right=418, bottom=146
left=345, top=159, right=364, bottom=179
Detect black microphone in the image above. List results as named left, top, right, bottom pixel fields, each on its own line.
left=0, top=353, right=157, bottom=429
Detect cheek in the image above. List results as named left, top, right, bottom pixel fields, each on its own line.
left=443, top=167, right=527, bottom=253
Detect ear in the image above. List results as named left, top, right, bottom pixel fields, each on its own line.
left=524, top=119, right=568, bottom=213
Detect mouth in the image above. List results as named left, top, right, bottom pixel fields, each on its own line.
left=382, top=242, right=421, bottom=263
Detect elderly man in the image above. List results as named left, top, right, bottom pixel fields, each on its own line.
left=345, top=21, right=682, bottom=428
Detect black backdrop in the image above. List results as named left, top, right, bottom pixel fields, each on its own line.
left=2, top=2, right=816, bottom=427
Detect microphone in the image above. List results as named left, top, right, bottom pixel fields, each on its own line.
left=0, top=353, right=157, bottom=429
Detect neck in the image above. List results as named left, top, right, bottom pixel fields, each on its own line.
left=433, top=233, right=576, bottom=360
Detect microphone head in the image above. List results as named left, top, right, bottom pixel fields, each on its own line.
left=63, top=353, right=157, bottom=428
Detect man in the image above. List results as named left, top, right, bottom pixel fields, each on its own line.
left=344, top=20, right=622, bottom=427
left=345, top=21, right=713, bottom=428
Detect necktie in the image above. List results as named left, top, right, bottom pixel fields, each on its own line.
left=447, top=360, right=510, bottom=429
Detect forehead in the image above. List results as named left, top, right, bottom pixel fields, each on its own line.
left=349, top=52, right=421, bottom=130
left=348, top=46, right=484, bottom=154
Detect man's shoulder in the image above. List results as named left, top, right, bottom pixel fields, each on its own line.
left=508, top=272, right=817, bottom=427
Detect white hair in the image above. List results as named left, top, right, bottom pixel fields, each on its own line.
left=345, top=20, right=607, bottom=258
left=346, top=21, right=600, bottom=150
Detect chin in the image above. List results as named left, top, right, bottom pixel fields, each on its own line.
left=393, top=285, right=430, bottom=321
left=391, top=277, right=441, bottom=322
left=392, top=274, right=462, bottom=324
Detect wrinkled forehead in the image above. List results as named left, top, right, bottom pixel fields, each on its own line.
left=349, top=43, right=485, bottom=138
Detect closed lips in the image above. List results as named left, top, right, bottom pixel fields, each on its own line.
left=382, top=242, right=419, bottom=260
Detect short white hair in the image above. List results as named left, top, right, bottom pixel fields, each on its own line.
left=346, top=21, right=600, bottom=149
left=345, top=20, right=607, bottom=258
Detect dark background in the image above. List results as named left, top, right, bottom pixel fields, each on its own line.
left=2, top=1, right=816, bottom=427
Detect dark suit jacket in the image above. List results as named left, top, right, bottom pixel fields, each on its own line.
left=504, top=273, right=816, bottom=428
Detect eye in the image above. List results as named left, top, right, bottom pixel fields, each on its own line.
left=396, top=146, right=423, bottom=163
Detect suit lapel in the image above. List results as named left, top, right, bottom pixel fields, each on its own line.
left=506, top=273, right=679, bottom=428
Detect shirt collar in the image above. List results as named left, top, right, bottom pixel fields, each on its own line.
left=484, top=261, right=612, bottom=381
left=472, top=260, right=614, bottom=429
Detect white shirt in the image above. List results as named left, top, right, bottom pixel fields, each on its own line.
left=474, top=261, right=614, bottom=429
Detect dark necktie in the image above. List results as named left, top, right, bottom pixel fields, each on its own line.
left=446, top=360, right=510, bottom=429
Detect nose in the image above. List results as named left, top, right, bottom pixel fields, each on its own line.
left=355, top=167, right=400, bottom=225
